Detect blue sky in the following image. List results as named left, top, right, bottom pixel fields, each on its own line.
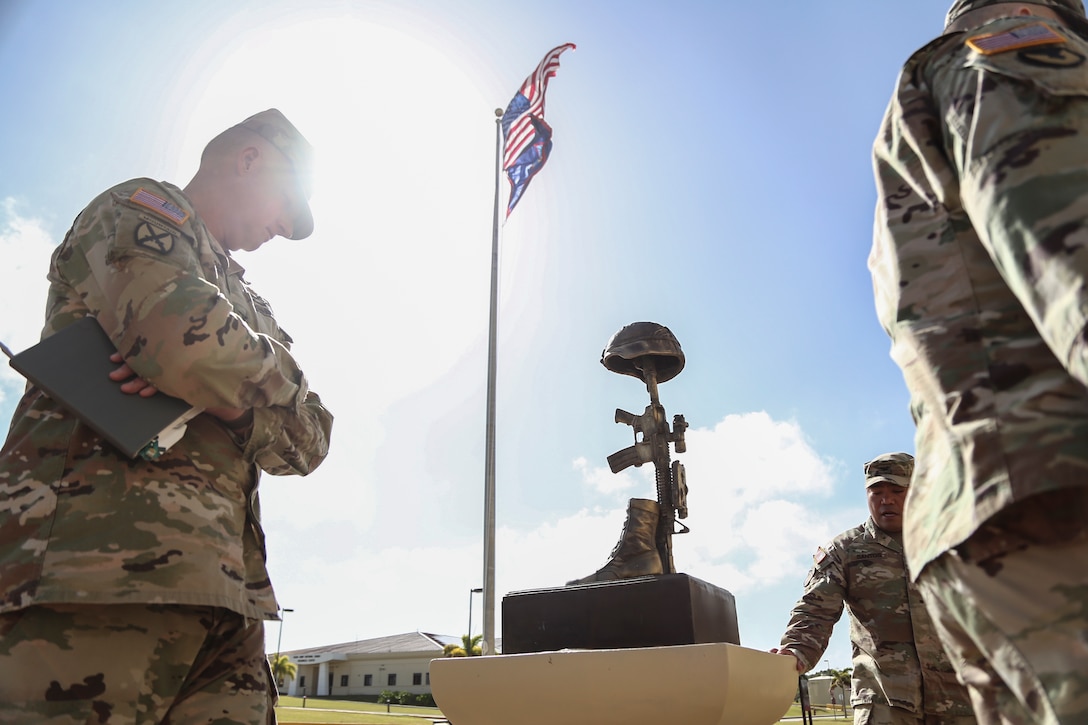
left=0, top=0, right=955, bottom=667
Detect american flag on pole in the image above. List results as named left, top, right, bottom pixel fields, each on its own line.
left=500, top=43, right=575, bottom=218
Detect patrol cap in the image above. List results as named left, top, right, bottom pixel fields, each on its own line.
left=946, top=0, right=1086, bottom=27
left=234, top=108, right=315, bottom=240
left=863, top=452, right=914, bottom=489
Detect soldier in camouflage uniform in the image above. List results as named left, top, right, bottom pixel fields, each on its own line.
left=0, top=109, right=334, bottom=724
left=870, top=1, right=1088, bottom=723
left=774, top=453, right=975, bottom=725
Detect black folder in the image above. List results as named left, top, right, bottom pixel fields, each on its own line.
left=7, top=317, right=198, bottom=458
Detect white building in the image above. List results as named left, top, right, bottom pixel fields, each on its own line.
left=278, top=631, right=463, bottom=698
left=804, top=675, right=838, bottom=707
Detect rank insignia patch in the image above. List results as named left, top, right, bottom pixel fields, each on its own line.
left=967, top=22, right=1065, bottom=55
left=130, top=187, right=190, bottom=225
left=135, top=220, right=176, bottom=254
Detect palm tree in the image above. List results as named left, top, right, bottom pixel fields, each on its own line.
left=443, top=633, right=483, bottom=657
left=829, top=668, right=851, bottom=717
left=269, top=653, right=297, bottom=690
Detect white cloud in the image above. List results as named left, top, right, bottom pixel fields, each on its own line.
left=0, top=199, right=56, bottom=401
left=684, top=411, right=837, bottom=506
left=572, top=455, right=638, bottom=496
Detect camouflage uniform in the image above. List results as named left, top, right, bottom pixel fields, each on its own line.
left=869, top=1, right=1088, bottom=722
left=0, top=113, right=332, bottom=722
left=0, top=604, right=273, bottom=724
left=780, top=518, right=974, bottom=724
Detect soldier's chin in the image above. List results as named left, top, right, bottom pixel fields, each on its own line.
left=878, top=512, right=902, bottom=530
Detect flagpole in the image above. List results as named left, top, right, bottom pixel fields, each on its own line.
left=482, top=107, right=504, bottom=656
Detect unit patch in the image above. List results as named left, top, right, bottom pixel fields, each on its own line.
left=135, top=219, right=176, bottom=254
left=130, top=187, right=190, bottom=225
left=814, top=547, right=828, bottom=565
left=1018, top=45, right=1086, bottom=68
left=966, top=22, right=1065, bottom=55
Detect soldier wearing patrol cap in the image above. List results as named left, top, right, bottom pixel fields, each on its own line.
left=870, top=1, right=1088, bottom=722
left=0, top=109, right=333, bottom=724
left=946, top=0, right=1088, bottom=28
left=773, top=453, right=975, bottom=725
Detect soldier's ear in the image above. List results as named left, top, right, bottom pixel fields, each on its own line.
left=238, top=147, right=260, bottom=175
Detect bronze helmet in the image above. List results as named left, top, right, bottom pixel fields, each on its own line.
left=601, top=322, right=685, bottom=383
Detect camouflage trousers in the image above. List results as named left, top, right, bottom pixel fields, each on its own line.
left=853, top=702, right=977, bottom=725
left=917, top=536, right=1088, bottom=725
left=0, top=603, right=276, bottom=725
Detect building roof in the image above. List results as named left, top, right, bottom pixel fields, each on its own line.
left=283, top=631, right=460, bottom=659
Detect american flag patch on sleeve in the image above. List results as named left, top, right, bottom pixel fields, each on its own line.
left=130, top=187, right=190, bottom=225
left=966, top=22, right=1065, bottom=55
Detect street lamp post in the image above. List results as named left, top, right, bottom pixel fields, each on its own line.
left=825, top=659, right=846, bottom=717
left=823, top=660, right=835, bottom=712
left=275, top=607, right=295, bottom=664
left=467, top=588, right=483, bottom=648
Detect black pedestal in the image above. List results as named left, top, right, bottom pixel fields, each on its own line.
left=501, top=573, right=740, bottom=655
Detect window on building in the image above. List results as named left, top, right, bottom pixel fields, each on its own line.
left=299, top=676, right=305, bottom=688
left=426, top=672, right=430, bottom=685
left=387, top=674, right=397, bottom=686
left=364, top=674, right=373, bottom=687
left=413, top=673, right=422, bottom=686
left=340, top=675, right=349, bottom=687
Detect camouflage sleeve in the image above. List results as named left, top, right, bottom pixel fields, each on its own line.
left=779, top=544, right=847, bottom=672
left=243, top=391, right=333, bottom=476
left=59, top=187, right=307, bottom=412
left=939, top=29, right=1088, bottom=386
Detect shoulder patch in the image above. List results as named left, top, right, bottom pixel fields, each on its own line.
left=813, top=547, right=828, bottom=565
left=134, top=218, right=177, bottom=255
left=1018, top=44, right=1086, bottom=68
left=130, top=187, right=190, bottom=225
left=966, top=22, right=1065, bottom=55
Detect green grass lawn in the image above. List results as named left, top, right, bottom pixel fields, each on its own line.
left=777, top=702, right=853, bottom=722
left=276, top=696, right=444, bottom=724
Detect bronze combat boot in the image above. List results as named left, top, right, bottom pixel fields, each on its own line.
left=566, top=498, right=662, bottom=585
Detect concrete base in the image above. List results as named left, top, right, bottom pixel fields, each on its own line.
left=430, top=643, right=797, bottom=725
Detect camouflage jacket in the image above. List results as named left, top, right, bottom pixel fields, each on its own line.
left=780, top=518, right=972, bottom=717
left=0, top=178, right=333, bottom=619
left=870, top=15, right=1088, bottom=575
